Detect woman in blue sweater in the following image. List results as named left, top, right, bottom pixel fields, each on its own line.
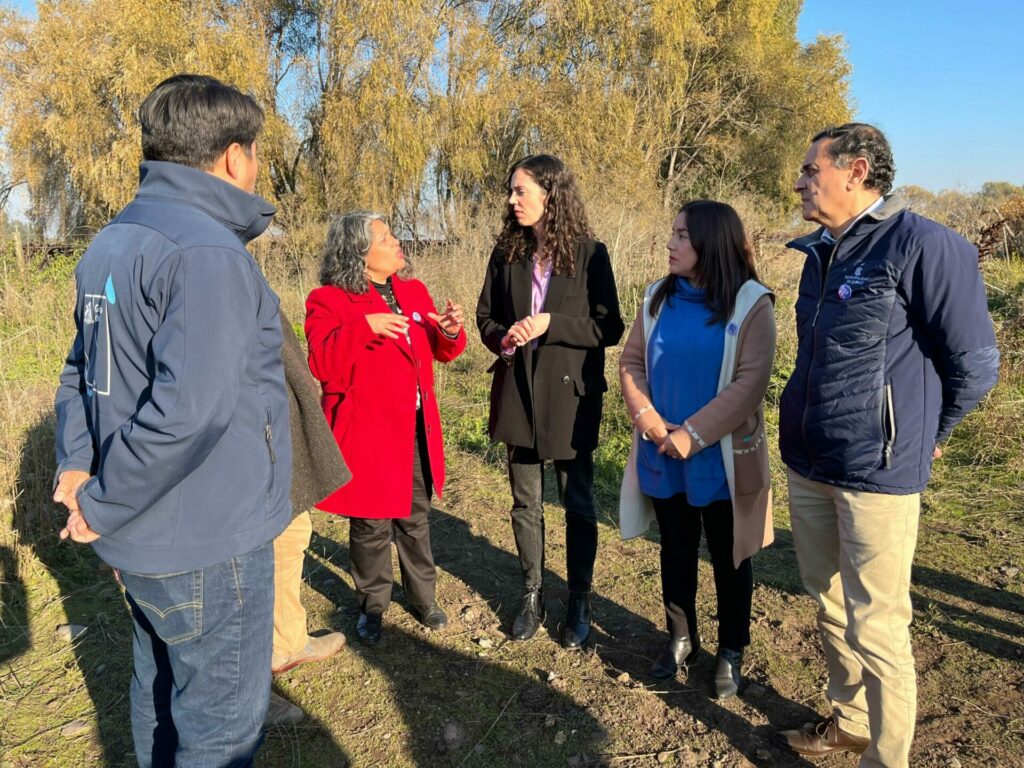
left=619, top=200, right=776, bottom=699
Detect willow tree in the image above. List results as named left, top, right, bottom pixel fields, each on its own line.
left=490, top=0, right=851, bottom=210
left=301, top=0, right=442, bottom=231
left=0, top=0, right=291, bottom=234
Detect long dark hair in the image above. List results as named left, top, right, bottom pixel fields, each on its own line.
left=650, top=200, right=759, bottom=325
left=493, top=154, right=591, bottom=276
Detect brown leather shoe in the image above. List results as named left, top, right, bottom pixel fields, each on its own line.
left=775, top=715, right=870, bottom=756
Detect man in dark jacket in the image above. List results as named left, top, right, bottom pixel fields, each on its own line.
left=54, top=75, right=291, bottom=765
left=775, top=123, right=999, bottom=767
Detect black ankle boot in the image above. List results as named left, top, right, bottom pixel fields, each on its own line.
left=649, top=633, right=701, bottom=679
left=511, top=589, right=545, bottom=640
left=559, top=592, right=592, bottom=650
left=714, top=647, right=743, bottom=699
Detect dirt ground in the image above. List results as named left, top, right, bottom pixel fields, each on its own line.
left=3, top=410, right=1022, bottom=767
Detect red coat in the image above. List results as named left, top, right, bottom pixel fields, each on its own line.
left=305, top=277, right=466, bottom=518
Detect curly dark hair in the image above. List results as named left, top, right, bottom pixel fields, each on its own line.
left=493, top=155, right=591, bottom=276
left=813, top=123, right=896, bottom=195
left=650, top=200, right=760, bottom=326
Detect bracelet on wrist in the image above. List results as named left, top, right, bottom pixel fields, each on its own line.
left=633, top=404, right=653, bottom=423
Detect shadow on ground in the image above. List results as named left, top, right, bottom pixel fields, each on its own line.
left=11, top=414, right=349, bottom=766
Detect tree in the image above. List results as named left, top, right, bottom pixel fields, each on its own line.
left=1, top=0, right=854, bottom=238
left=0, top=0, right=291, bottom=234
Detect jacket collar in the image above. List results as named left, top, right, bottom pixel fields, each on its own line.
left=787, top=193, right=907, bottom=253
left=510, top=240, right=585, bottom=317
left=135, top=161, right=276, bottom=244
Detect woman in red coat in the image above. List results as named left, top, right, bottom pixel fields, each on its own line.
left=305, top=211, right=466, bottom=645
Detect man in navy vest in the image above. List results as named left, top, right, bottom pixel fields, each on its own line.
left=775, top=123, right=998, bottom=767
left=54, top=75, right=292, bottom=766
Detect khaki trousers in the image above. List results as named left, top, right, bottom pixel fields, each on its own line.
left=273, top=511, right=313, bottom=658
left=787, top=469, right=920, bottom=768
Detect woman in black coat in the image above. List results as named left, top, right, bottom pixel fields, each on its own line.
left=476, top=155, right=624, bottom=648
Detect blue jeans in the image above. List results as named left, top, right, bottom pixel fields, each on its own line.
left=121, top=542, right=274, bottom=768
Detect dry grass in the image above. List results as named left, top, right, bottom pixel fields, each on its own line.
left=1, top=213, right=1023, bottom=766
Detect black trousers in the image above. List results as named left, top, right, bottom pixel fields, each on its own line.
left=350, top=413, right=436, bottom=615
left=651, top=494, right=753, bottom=651
left=507, top=445, right=598, bottom=594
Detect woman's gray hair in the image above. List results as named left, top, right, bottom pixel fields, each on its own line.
left=319, top=211, right=410, bottom=292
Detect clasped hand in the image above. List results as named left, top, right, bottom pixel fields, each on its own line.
left=53, top=469, right=100, bottom=543
left=502, top=312, right=551, bottom=350
left=645, top=421, right=685, bottom=460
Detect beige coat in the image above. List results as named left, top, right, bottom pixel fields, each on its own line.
left=618, top=279, right=776, bottom=567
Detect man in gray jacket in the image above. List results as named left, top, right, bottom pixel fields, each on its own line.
left=54, top=74, right=291, bottom=766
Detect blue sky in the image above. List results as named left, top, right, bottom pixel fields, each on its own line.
left=798, top=0, right=1024, bottom=192
left=4, top=0, right=1021, bottom=194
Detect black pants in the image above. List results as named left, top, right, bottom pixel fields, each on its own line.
left=350, top=413, right=436, bottom=615
left=651, top=494, right=753, bottom=651
left=507, top=445, right=598, bottom=594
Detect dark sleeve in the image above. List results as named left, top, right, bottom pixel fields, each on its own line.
left=280, top=307, right=350, bottom=512
left=905, top=225, right=999, bottom=442
left=54, top=297, right=96, bottom=481
left=75, top=248, right=256, bottom=537
left=475, top=250, right=510, bottom=356
left=543, top=242, right=624, bottom=348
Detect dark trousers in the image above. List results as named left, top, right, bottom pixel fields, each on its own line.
left=507, top=445, right=598, bottom=594
left=350, top=414, right=436, bottom=615
left=651, top=494, right=753, bottom=651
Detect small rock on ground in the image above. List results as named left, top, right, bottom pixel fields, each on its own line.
left=441, top=721, right=466, bottom=752
left=61, top=720, right=90, bottom=738
left=55, top=624, right=87, bottom=643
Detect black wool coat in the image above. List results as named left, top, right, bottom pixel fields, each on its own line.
left=476, top=239, right=624, bottom=460
left=280, top=307, right=351, bottom=515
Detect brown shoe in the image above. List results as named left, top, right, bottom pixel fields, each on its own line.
left=272, top=631, right=346, bottom=675
left=775, top=715, right=870, bottom=756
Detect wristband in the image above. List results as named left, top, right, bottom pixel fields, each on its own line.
left=633, top=404, right=653, bottom=423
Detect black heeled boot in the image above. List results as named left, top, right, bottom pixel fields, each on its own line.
left=649, top=633, right=702, bottom=679
left=511, top=588, right=545, bottom=640
left=714, top=647, right=743, bottom=699
left=559, top=591, right=592, bottom=650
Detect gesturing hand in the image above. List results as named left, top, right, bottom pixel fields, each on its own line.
left=366, top=313, right=409, bottom=339
left=428, top=299, right=464, bottom=336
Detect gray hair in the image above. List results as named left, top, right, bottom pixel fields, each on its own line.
left=319, top=211, right=410, bottom=293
